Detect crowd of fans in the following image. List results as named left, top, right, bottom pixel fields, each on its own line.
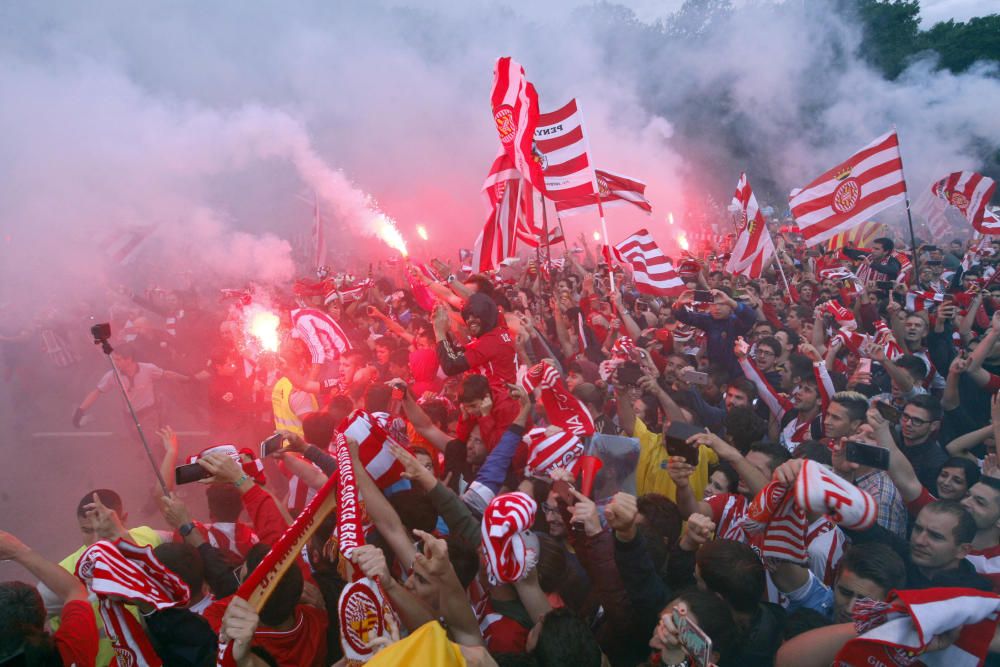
left=4, top=224, right=1000, bottom=667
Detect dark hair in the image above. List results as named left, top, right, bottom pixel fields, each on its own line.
left=748, top=441, right=791, bottom=472
left=0, top=581, right=59, bottom=664
left=939, top=457, right=981, bottom=490
left=830, top=391, right=869, bottom=424
left=783, top=608, right=833, bottom=640
left=153, top=543, right=205, bottom=597
left=374, top=336, right=396, bottom=351
left=895, top=355, right=929, bottom=384
left=756, top=336, right=782, bottom=358
left=724, top=407, right=768, bottom=454
left=837, top=543, right=906, bottom=593
left=458, top=374, right=490, bottom=403
left=326, top=395, right=356, bottom=425
left=789, top=305, right=813, bottom=322
left=636, top=494, right=683, bottom=570
left=708, top=460, right=740, bottom=493
left=669, top=588, right=738, bottom=661
left=923, top=500, right=977, bottom=544
left=696, top=540, right=765, bottom=614
left=389, top=348, right=410, bottom=368
left=727, top=377, right=758, bottom=401
left=245, top=542, right=302, bottom=627
left=796, top=440, right=833, bottom=466
left=387, top=490, right=437, bottom=536
left=464, top=274, right=495, bottom=296
left=533, top=608, right=602, bottom=667
left=494, top=653, right=540, bottom=667
left=206, top=484, right=243, bottom=523
left=113, top=343, right=138, bottom=361
left=534, top=532, right=568, bottom=594
left=783, top=330, right=803, bottom=349
left=420, top=399, right=450, bottom=430
left=906, top=394, right=943, bottom=423
left=363, top=384, right=392, bottom=413
left=873, top=237, right=894, bottom=252
left=787, top=352, right=812, bottom=382
left=76, top=489, right=123, bottom=518
left=302, top=411, right=337, bottom=448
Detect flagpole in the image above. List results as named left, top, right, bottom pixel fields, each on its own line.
left=893, top=125, right=921, bottom=282
left=772, top=251, right=793, bottom=296
left=541, top=190, right=555, bottom=290
left=597, top=194, right=616, bottom=295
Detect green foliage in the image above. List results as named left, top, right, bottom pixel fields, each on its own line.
left=843, top=0, right=999, bottom=78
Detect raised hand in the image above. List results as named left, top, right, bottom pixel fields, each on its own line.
left=604, top=492, right=639, bottom=542
left=569, top=488, right=603, bottom=537
left=733, top=336, right=750, bottom=360
left=679, top=513, right=716, bottom=551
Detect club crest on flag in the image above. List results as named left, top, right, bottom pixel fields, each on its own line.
left=114, top=647, right=137, bottom=667
left=949, top=190, right=970, bottom=209
left=339, top=578, right=390, bottom=658
left=494, top=106, right=516, bottom=144
left=597, top=174, right=610, bottom=197
left=832, top=166, right=861, bottom=214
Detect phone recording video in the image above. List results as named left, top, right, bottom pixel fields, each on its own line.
left=845, top=440, right=890, bottom=470
left=692, top=290, right=713, bottom=304
left=665, top=422, right=703, bottom=466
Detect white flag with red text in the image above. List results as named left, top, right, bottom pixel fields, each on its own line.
left=789, top=131, right=906, bottom=247
left=727, top=172, right=775, bottom=278
left=491, top=57, right=545, bottom=191
left=615, top=229, right=685, bottom=296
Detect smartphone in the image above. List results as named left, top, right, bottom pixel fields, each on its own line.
left=616, top=361, right=642, bottom=386
left=845, top=440, right=890, bottom=470
left=874, top=401, right=900, bottom=423
left=857, top=358, right=872, bottom=375
left=175, top=462, right=212, bottom=485
left=260, top=433, right=286, bottom=459
left=924, top=245, right=939, bottom=252
left=927, top=259, right=943, bottom=266
left=875, top=280, right=893, bottom=291
left=672, top=608, right=713, bottom=667
left=692, top=290, right=713, bottom=303
left=665, top=422, right=704, bottom=466
left=681, top=368, right=710, bottom=385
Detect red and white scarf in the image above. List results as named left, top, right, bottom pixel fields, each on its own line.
left=340, top=410, right=407, bottom=490
left=519, top=361, right=595, bottom=438
left=822, top=300, right=858, bottom=330
left=796, top=460, right=877, bottom=530
left=836, top=588, right=1000, bottom=666
left=611, top=336, right=637, bottom=359
left=524, top=427, right=584, bottom=478
left=334, top=433, right=363, bottom=563
left=744, top=480, right=809, bottom=564
left=76, top=539, right=191, bottom=667
left=481, top=492, right=538, bottom=585
left=186, top=444, right=267, bottom=485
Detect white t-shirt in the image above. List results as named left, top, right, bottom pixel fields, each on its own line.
left=97, top=362, right=164, bottom=412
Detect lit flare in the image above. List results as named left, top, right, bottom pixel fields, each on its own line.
left=373, top=214, right=408, bottom=257
left=416, top=225, right=428, bottom=241
left=677, top=232, right=689, bottom=251
left=247, top=306, right=280, bottom=352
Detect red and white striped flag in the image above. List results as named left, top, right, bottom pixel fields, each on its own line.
left=555, top=169, right=652, bottom=217
left=534, top=99, right=598, bottom=202
left=491, top=58, right=545, bottom=191
left=917, top=171, right=997, bottom=235
left=982, top=207, right=1000, bottom=235
left=789, top=131, right=906, bottom=247
left=727, top=172, right=775, bottom=278
left=614, top=229, right=685, bottom=296
left=516, top=180, right=565, bottom=248
left=312, top=193, right=326, bottom=270
left=472, top=151, right=521, bottom=273
left=340, top=410, right=406, bottom=490
left=291, top=308, right=352, bottom=365
left=906, top=289, right=945, bottom=312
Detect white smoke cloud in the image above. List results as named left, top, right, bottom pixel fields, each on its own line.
left=0, top=0, right=997, bottom=323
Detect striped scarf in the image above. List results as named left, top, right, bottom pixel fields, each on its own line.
left=481, top=492, right=538, bottom=584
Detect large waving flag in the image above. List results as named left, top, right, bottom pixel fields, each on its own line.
left=516, top=180, right=565, bottom=248
left=614, top=229, right=685, bottom=296
left=555, top=169, right=652, bottom=217
left=472, top=151, right=521, bottom=272
left=916, top=171, right=997, bottom=235
left=491, top=58, right=545, bottom=191
left=534, top=98, right=598, bottom=202
left=789, top=131, right=906, bottom=247
left=726, top=172, right=775, bottom=278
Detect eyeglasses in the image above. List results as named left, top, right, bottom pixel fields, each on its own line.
left=541, top=503, right=560, bottom=515
left=900, top=413, right=931, bottom=426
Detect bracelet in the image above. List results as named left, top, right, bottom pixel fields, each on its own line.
left=233, top=473, right=250, bottom=489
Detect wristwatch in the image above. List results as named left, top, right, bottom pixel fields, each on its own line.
left=179, top=522, right=196, bottom=537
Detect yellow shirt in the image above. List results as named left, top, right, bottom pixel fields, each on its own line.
left=634, top=418, right=718, bottom=502
left=54, top=526, right=163, bottom=667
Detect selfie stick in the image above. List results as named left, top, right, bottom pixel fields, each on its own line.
left=92, top=328, right=170, bottom=495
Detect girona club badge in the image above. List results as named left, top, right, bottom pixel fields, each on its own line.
left=949, top=190, right=970, bottom=210
left=831, top=166, right=861, bottom=214
left=494, top=105, right=516, bottom=145
left=338, top=577, right=399, bottom=664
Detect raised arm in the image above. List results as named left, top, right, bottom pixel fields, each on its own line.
left=0, top=531, right=88, bottom=604
left=867, top=408, right=923, bottom=503
left=399, top=382, right=453, bottom=452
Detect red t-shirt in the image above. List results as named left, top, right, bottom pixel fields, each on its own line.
left=204, top=599, right=328, bottom=667
left=464, top=327, right=517, bottom=397
left=54, top=599, right=100, bottom=667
